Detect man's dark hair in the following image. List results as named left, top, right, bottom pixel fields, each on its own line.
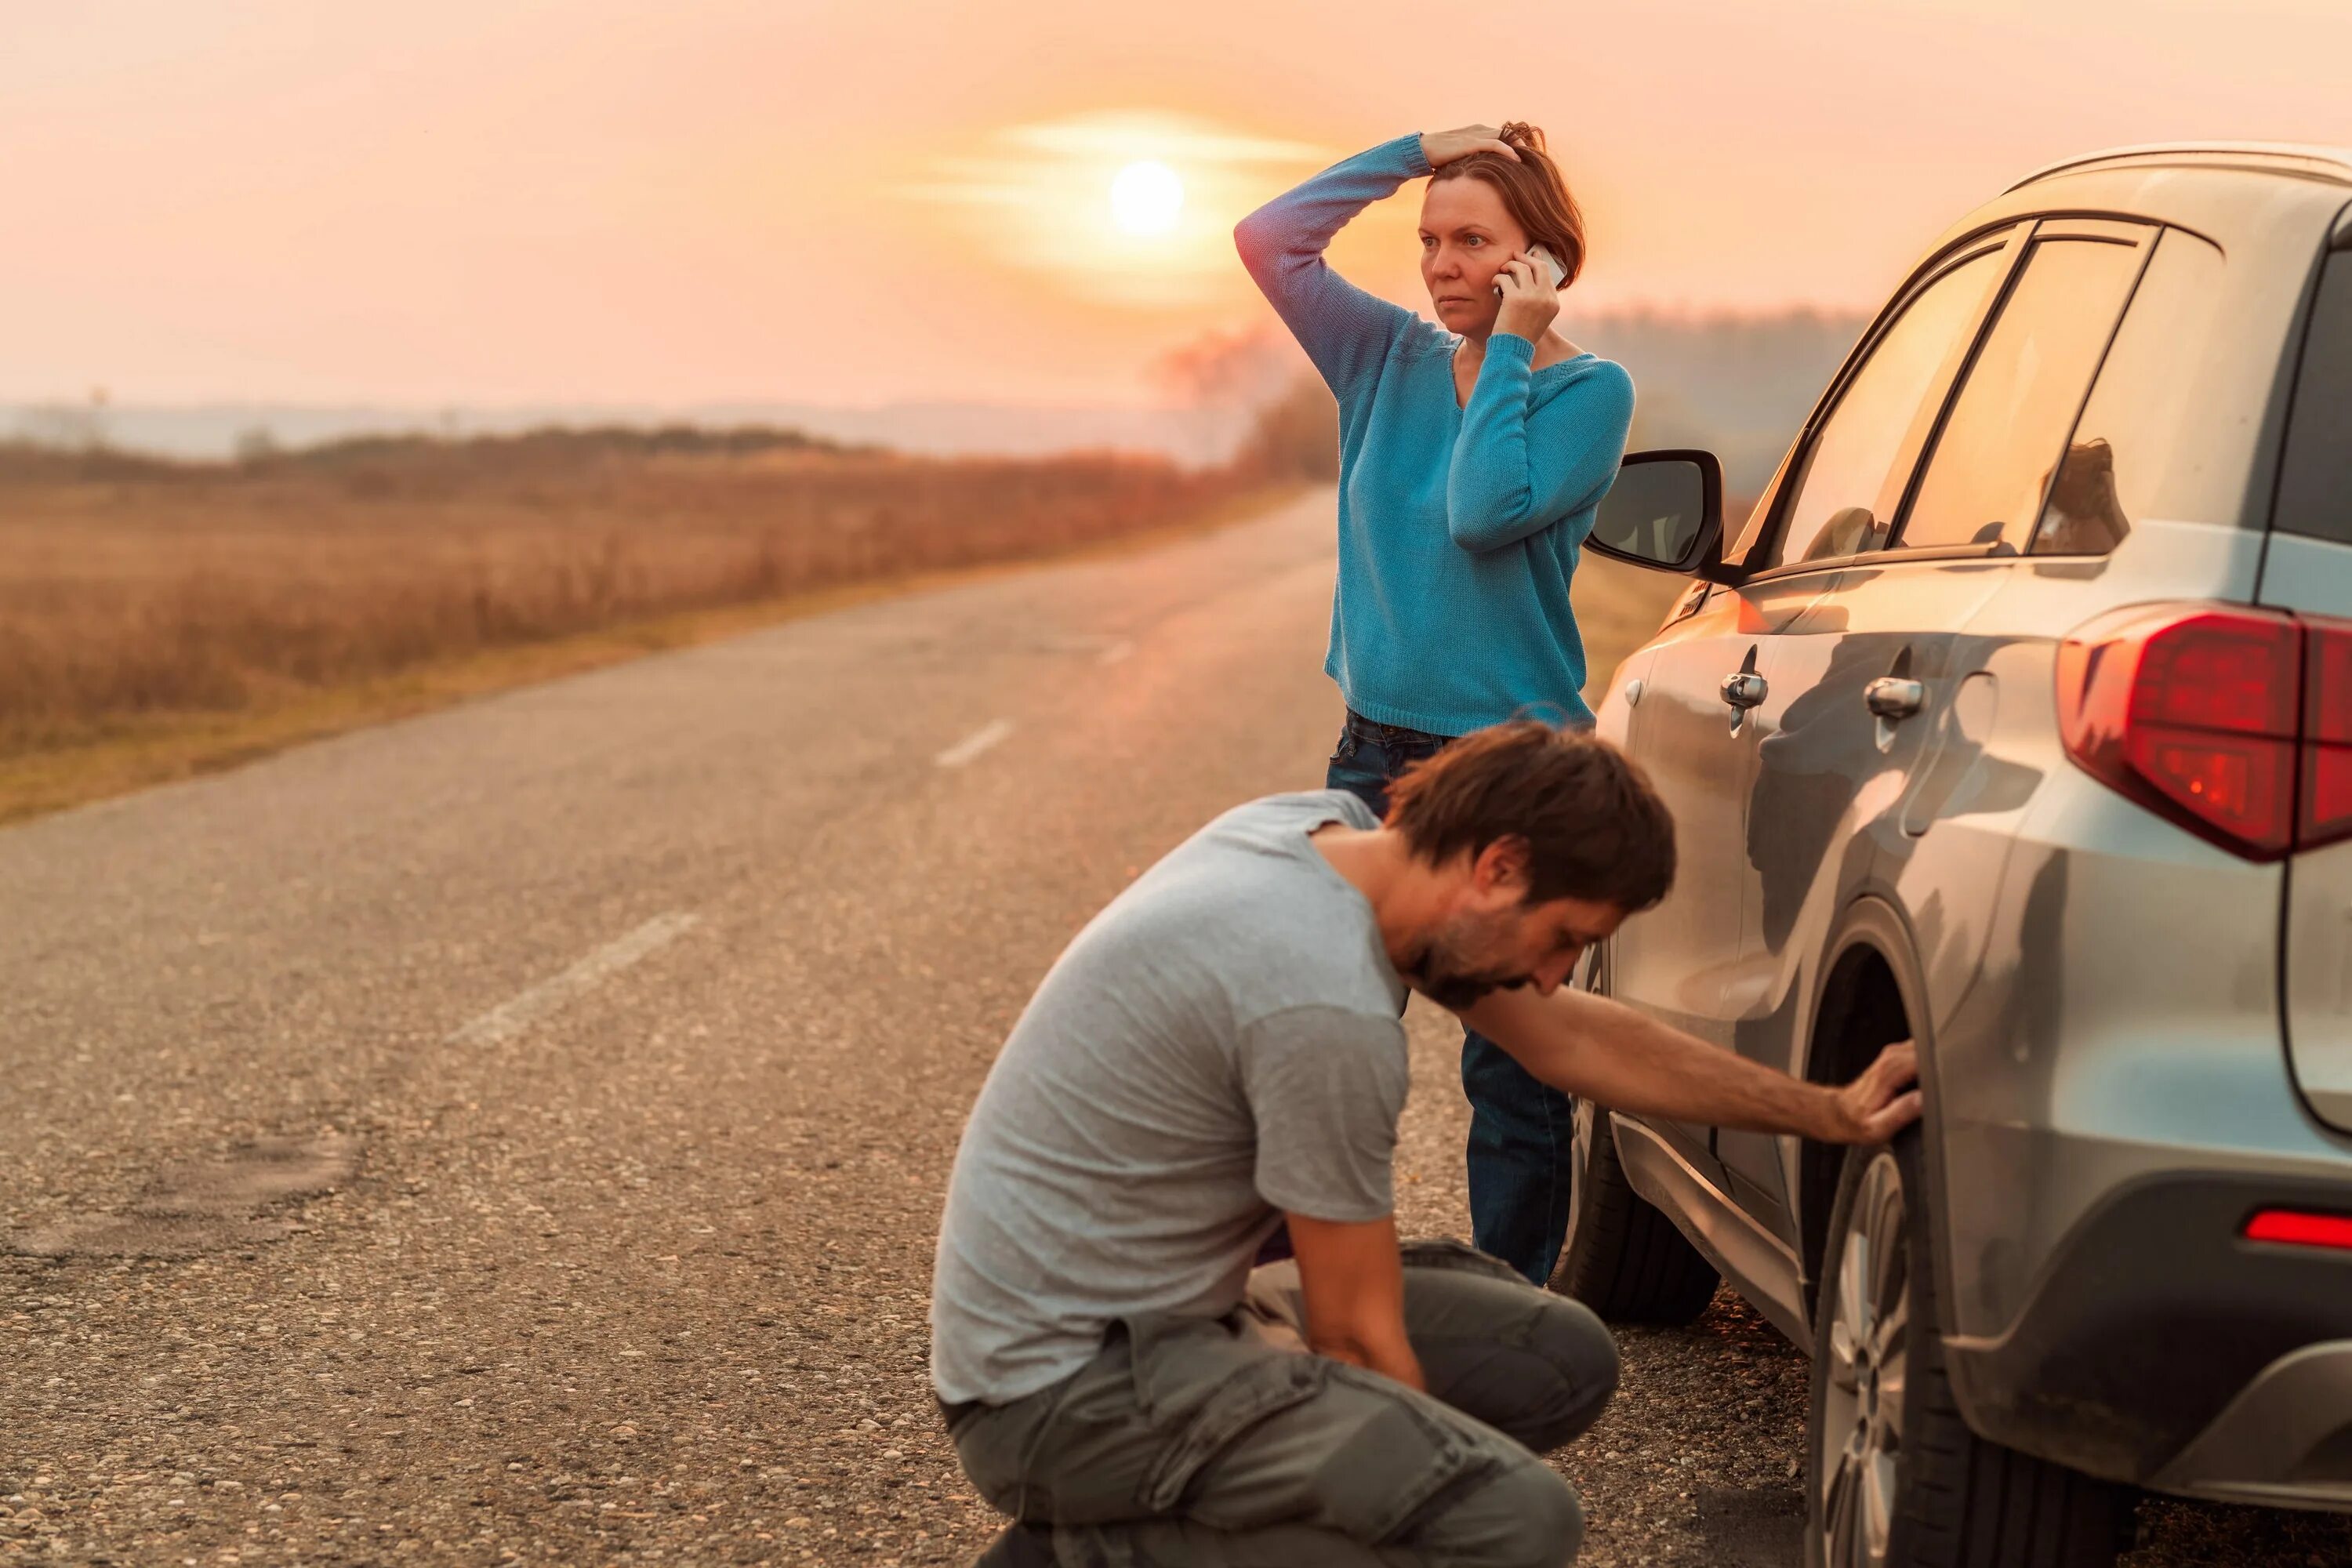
left=1385, top=721, right=1675, bottom=912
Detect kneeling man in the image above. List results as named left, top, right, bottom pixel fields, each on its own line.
left=933, top=722, right=1918, bottom=1567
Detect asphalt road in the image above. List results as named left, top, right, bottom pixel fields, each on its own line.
left=5, top=490, right=2343, bottom=1567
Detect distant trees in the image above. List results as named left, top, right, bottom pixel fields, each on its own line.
left=1232, top=375, right=1339, bottom=481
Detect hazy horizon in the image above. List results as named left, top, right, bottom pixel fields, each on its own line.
left=8, top=302, right=1875, bottom=492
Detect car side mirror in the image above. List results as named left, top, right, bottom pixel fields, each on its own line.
left=1586, top=449, right=1744, bottom=585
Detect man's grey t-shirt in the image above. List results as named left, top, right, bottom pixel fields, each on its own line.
left=931, top=790, right=1410, bottom=1406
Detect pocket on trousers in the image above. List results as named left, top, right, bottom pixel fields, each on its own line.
left=1310, top=1364, right=1504, bottom=1544
left=1133, top=1340, right=1329, bottom=1513
left=1122, top=1313, right=1512, bottom=1545
left=1400, top=1236, right=1526, bottom=1284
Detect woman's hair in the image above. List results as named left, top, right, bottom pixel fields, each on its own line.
left=1428, top=122, right=1588, bottom=289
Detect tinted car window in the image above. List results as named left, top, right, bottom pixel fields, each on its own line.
left=1764, top=249, right=2003, bottom=569
left=2032, top=230, right=2228, bottom=555
left=2275, top=249, right=2352, bottom=549
left=1904, top=238, right=2143, bottom=552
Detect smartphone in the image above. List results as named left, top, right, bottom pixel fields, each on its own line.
left=1494, top=245, right=1567, bottom=296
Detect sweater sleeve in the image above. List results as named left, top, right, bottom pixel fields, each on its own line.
left=1232, top=133, right=1429, bottom=401
left=1446, top=336, right=1636, bottom=554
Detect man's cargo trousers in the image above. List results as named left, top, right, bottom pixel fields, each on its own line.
left=942, top=1238, right=1621, bottom=1567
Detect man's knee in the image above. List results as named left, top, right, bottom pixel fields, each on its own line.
left=1399, top=1243, right=1622, bottom=1453
left=1519, top=1295, right=1620, bottom=1450
left=1497, top=1465, right=1588, bottom=1568
left=1468, top=1298, right=1618, bottom=1457
left=1423, top=1460, right=1586, bottom=1568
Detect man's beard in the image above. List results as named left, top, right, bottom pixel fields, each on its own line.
left=1408, top=916, right=1530, bottom=1011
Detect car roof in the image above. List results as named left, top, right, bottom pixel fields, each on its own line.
left=2006, top=143, right=2352, bottom=193
left=1911, top=143, right=2352, bottom=273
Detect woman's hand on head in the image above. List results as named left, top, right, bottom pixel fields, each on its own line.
left=1420, top=126, right=1521, bottom=169
left=1493, top=253, right=1561, bottom=343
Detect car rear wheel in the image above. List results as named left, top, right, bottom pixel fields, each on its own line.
left=1807, top=1134, right=2130, bottom=1567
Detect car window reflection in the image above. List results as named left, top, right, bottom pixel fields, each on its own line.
left=2032, top=439, right=2131, bottom=555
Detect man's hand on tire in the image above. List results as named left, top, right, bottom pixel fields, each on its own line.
left=1824, top=1041, right=1922, bottom=1144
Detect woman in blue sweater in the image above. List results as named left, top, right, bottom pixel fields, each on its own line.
left=1234, top=122, right=1635, bottom=1287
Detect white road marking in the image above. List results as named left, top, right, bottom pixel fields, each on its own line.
left=446, top=911, right=700, bottom=1047
left=1097, top=639, right=1134, bottom=666
left=935, top=719, right=1014, bottom=768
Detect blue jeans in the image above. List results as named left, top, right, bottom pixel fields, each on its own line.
left=1326, top=711, right=1581, bottom=1287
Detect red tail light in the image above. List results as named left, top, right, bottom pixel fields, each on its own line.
left=2056, top=604, right=2352, bottom=860
left=2245, top=1209, right=2352, bottom=1251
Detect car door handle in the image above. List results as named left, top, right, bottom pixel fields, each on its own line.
left=1866, top=677, right=1926, bottom=719
left=1721, top=672, right=1769, bottom=710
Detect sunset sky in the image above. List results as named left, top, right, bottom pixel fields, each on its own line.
left=3, top=0, right=2346, bottom=412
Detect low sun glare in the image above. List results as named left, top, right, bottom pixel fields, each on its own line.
left=902, top=111, right=1330, bottom=308
left=1110, top=162, right=1185, bottom=236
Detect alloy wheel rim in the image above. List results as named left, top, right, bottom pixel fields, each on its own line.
left=1818, top=1150, right=1909, bottom=1568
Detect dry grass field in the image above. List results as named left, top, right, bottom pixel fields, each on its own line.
left=0, top=374, right=1716, bottom=824
left=0, top=418, right=1327, bottom=822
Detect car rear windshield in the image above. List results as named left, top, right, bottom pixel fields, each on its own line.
left=2276, top=249, right=2352, bottom=548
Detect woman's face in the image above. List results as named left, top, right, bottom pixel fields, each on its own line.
left=1420, top=176, right=1527, bottom=335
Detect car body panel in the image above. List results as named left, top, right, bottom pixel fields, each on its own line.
left=1596, top=147, right=2352, bottom=1509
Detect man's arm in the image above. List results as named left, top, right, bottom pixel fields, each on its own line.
left=1458, top=984, right=1922, bottom=1143
left=1283, top=1211, right=1425, bottom=1391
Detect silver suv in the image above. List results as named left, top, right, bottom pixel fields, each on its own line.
left=1563, top=143, right=2352, bottom=1566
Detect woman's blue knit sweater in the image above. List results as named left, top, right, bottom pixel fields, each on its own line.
left=1234, top=132, right=1635, bottom=734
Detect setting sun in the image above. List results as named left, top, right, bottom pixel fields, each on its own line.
left=902, top=111, right=1329, bottom=309
left=1110, top=161, right=1185, bottom=235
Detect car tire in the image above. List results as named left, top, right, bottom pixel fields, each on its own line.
left=1545, top=1092, right=1724, bottom=1323
left=1806, top=1132, right=2131, bottom=1568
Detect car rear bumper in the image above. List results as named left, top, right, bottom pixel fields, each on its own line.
left=1940, top=1169, right=2352, bottom=1506
left=2151, top=1340, right=2352, bottom=1508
